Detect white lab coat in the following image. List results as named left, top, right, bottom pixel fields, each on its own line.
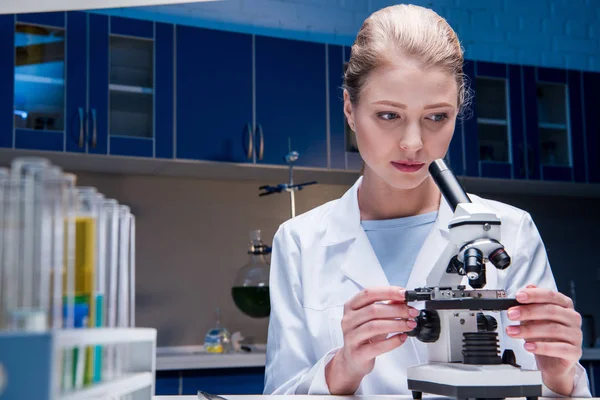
left=263, top=177, right=591, bottom=397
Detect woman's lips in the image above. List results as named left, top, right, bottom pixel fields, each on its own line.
left=390, top=161, right=425, bottom=173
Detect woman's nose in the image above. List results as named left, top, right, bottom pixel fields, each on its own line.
left=399, top=124, right=423, bottom=151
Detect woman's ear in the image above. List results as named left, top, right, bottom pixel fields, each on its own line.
left=343, top=89, right=355, bottom=131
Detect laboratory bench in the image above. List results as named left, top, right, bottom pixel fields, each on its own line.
left=154, top=346, right=600, bottom=396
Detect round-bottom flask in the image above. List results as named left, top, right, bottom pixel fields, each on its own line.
left=232, top=230, right=271, bottom=318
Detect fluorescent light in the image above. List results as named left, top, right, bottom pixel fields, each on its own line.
left=0, top=0, right=222, bottom=15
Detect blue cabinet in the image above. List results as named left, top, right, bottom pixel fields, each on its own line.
left=0, top=12, right=174, bottom=158
left=254, top=36, right=327, bottom=168
left=327, top=45, right=362, bottom=172
left=88, top=15, right=174, bottom=158
left=175, top=29, right=328, bottom=168
left=0, top=14, right=14, bottom=149
left=5, top=12, right=85, bottom=153
left=182, top=367, right=264, bottom=395
left=463, top=62, right=589, bottom=182
left=155, top=367, right=265, bottom=396
left=521, top=66, right=586, bottom=182
left=463, top=61, right=526, bottom=179
left=176, top=26, right=253, bottom=163
left=3, top=15, right=598, bottom=181
left=328, top=44, right=345, bottom=170
left=155, top=370, right=181, bottom=395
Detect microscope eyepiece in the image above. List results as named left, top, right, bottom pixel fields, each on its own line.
left=428, top=159, right=471, bottom=211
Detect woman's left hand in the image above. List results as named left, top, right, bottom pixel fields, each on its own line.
left=506, top=284, right=582, bottom=396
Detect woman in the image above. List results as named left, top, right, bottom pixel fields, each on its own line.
left=263, top=4, right=591, bottom=397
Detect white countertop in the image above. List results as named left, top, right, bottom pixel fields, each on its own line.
left=156, top=397, right=415, bottom=399
left=156, top=345, right=267, bottom=371
left=156, top=345, right=600, bottom=371
left=154, top=396, right=600, bottom=399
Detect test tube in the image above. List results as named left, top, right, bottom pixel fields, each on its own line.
left=9, top=157, right=51, bottom=323
left=0, top=168, right=9, bottom=328
left=7, top=158, right=58, bottom=331
left=93, top=192, right=107, bottom=383
left=115, top=205, right=131, bottom=379
left=73, top=187, right=99, bottom=388
left=0, top=178, right=21, bottom=330
left=129, top=214, right=136, bottom=328
left=62, top=173, right=78, bottom=331
left=61, top=173, right=78, bottom=392
left=102, top=199, right=119, bottom=382
left=46, top=167, right=67, bottom=331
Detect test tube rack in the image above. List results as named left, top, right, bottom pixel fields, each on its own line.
left=0, top=327, right=156, bottom=400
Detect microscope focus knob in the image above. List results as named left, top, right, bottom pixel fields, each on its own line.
left=477, top=313, right=498, bottom=332
left=406, top=310, right=440, bottom=343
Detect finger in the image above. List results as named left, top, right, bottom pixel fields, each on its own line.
left=348, top=319, right=417, bottom=345
left=370, top=333, right=389, bottom=343
left=356, top=334, right=407, bottom=360
left=346, top=302, right=419, bottom=330
left=506, top=322, right=582, bottom=346
left=523, top=341, right=582, bottom=364
left=347, top=287, right=406, bottom=311
left=515, top=287, right=574, bottom=309
left=507, top=303, right=581, bottom=327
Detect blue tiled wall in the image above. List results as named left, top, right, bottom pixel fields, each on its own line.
left=95, top=0, right=600, bottom=71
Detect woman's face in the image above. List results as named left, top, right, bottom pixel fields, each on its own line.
left=344, top=58, right=458, bottom=190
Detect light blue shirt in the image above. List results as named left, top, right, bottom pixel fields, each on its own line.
left=361, top=211, right=438, bottom=288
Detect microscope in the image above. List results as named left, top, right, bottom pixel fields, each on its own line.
left=404, top=159, right=543, bottom=400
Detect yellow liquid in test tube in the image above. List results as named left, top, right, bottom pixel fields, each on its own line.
left=74, top=216, right=96, bottom=386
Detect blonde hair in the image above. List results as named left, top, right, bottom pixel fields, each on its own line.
left=344, top=4, right=471, bottom=116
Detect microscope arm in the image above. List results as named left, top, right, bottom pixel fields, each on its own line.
left=425, top=241, right=462, bottom=289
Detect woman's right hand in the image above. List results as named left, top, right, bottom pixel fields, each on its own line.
left=325, top=286, right=419, bottom=394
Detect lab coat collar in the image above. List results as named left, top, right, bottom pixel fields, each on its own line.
left=321, top=176, right=458, bottom=290
left=322, top=176, right=454, bottom=246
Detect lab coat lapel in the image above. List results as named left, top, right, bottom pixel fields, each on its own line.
left=341, top=229, right=391, bottom=290
left=322, top=177, right=390, bottom=290
left=404, top=195, right=453, bottom=290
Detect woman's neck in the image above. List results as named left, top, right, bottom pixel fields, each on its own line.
left=358, top=166, right=441, bottom=221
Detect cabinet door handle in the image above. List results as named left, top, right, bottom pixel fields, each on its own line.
left=242, top=123, right=253, bottom=160
left=256, top=124, right=264, bottom=161
left=78, top=107, right=85, bottom=148
left=91, top=108, right=97, bottom=148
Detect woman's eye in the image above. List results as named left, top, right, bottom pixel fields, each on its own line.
left=377, top=112, right=399, bottom=120
left=427, top=113, right=448, bottom=123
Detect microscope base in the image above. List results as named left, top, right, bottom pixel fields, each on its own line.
left=407, top=363, right=542, bottom=400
